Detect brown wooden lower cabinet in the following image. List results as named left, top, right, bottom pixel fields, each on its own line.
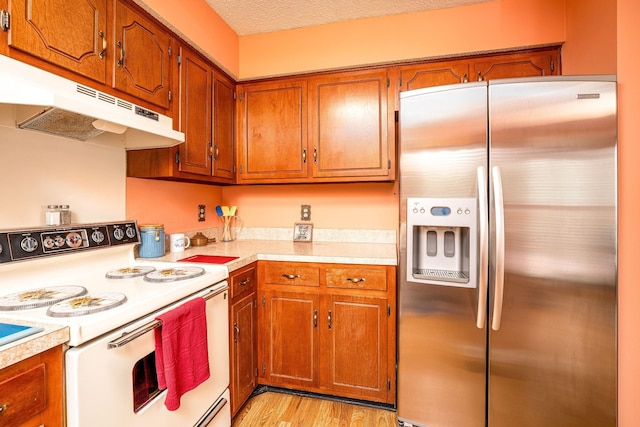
left=229, top=263, right=258, bottom=417
left=256, top=261, right=396, bottom=405
left=0, top=345, right=64, bottom=427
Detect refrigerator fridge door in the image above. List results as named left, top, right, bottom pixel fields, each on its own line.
left=487, top=77, right=617, bottom=427
left=398, top=82, right=488, bottom=427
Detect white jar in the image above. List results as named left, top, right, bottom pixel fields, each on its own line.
left=45, top=205, right=61, bottom=226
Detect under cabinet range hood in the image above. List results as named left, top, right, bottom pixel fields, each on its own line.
left=0, top=55, right=184, bottom=149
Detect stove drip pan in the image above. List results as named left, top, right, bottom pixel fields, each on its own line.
left=46, top=292, right=127, bottom=317
left=0, top=286, right=88, bottom=310
left=144, top=266, right=206, bottom=283
left=105, top=266, right=156, bottom=279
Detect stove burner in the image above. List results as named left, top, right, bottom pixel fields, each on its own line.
left=0, top=286, right=88, bottom=311
left=144, top=266, right=206, bottom=283
left=105, top=266, right=156, bottom=279
left=46, top=292, right=127, bottom=317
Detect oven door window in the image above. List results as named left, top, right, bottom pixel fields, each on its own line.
left=132, top=351, right=161, bottom=412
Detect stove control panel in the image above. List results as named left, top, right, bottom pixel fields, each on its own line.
left=0, top=221, right=140, bottom=263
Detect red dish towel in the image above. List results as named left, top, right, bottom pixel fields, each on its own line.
left=154, top=297, right=210, bottom=411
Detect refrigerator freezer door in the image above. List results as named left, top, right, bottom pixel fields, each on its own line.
left=398, top=83, right=488, bottom=427
left=488, top=78, right=617, bottom=427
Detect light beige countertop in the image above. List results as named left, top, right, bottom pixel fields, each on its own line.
left=0, top=319, right=69, bottom=369
left=153, top=239, right=398, bottom=272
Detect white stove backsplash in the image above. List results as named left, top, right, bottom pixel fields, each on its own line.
left=0, top=108, right=126, bottom=229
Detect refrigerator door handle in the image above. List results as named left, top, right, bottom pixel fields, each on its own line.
left=491, top=165, right=506, bottom=331
left=476, top=166, right=488, bottom=329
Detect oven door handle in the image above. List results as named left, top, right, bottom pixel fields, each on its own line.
left=107, top=286, right=227, bottom=349
left=194, top=396, right=228, bottom=426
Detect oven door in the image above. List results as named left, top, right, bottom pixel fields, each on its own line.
left=64, top=283, right=230, bottom=427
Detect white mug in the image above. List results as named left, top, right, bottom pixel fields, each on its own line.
left=169, top=233, right=191, bottom=253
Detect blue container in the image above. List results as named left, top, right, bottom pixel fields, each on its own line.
left=138, top=224, right=165, bottom=258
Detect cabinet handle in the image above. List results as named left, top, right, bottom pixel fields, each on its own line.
left=234, top=323, right=239, bottom=343
left=117, top=40, right=125, bottom=66
left=282, top=274, right=301, bottom=280
left=302, top=149, right=307, bottom=164
left=214, top=144, right=219, bottom=160
left=0, top=403, right=7, bottom=413
left=98, top=30, right=107, bottom=59
left=313, top=147, right=318, bottom=164
left=239, top=278, right=251, bottom=286
left=463, top=73, right=469, bottom=83
left=313, top=310, right=318, bottom=328
left=346, top=277, right=366, bottom=284
left=328, top=310, right=332, bottom=330
left=477, top=71, right=484, bottom=81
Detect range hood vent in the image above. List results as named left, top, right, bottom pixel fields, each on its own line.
left=0, top=55, right=184, bottom=149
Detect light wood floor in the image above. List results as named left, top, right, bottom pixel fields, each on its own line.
left=232, top=392, right=398, bottom=427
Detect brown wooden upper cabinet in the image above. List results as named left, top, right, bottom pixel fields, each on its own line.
left=113, top=0, right=173, bottom=109
left=126, top=45, right=235, bottom=184
left=5, top=0, right=109, bottom=83
left=237, top=69, right=394, bottom=184
left=236, top=78, right=308, bottom=182
left=308, top=69, right=394, bottom=181
left=397, top=46, right=560, bottom=93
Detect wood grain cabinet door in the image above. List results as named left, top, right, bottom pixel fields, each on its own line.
left=260, top=290, right=320, bottom=389
left=8, top=0, right=108, bottom=83
left=113, top=0, right=172, bottom=109
left=308, top=69, right=393, bottom=181
left=212, top=71, right=236, bottom=181
left=398, top=60, right=470, bottom=92
left=178, top=46, right=212, bottom=176
left=231, top=292, right=257, bottom=416
left=322, top=294, right=390, bottom=402
left=470, top=47, right=560, bottom=81
left=237, top=79, right=308, bottom=182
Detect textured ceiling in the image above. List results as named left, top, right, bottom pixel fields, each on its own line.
left=205, top=0, right=492, bottom=36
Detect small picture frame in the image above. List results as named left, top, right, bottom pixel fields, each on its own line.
left=293, top=223, right=313, bottom=242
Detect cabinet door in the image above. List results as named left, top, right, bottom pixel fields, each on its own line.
left=113, top=0, right=172, bottom=109
left=178, top=47, right=212, bottom=176
left=213, top=71, right=236, bottom=181
left=322, top=294, right=389, bottom=402
left=471, top=47, right=560, bottom=81
left=308, top=69, right=393, bottom=180
left=237, top=79, right=308, bottom=182
left=7, top=0, right=108, bottom=83
left=398, top=60, right=470, bottom=92
left=260, top=290, right=320, bottom=389
left=231, top=292, right=257, bottom=416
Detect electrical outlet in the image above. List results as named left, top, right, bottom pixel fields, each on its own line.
left=301, top=204, right=311, bottom=221
left=198, top=205, right=206, bottom=222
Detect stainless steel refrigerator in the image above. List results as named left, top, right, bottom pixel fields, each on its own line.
left=397, top=77, right=617, bottom=427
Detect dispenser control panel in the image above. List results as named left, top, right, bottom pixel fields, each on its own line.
left=406, top=198, right=478, bottom=289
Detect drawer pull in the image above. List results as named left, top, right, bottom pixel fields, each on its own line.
left=239, top=278, right=251, bottom=286
left=282, top=274, right=301, bottom=280
left=346, top=277, right=366, bottom=284
left=0, top=403, right=7, bottom=413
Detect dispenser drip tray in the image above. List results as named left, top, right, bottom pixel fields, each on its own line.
left=413, top=268, right=469, bottom=283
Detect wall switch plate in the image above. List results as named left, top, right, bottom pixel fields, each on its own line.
left=198, top=205, right=206, bottom=222
left=301, top=204, right=311, bottom=221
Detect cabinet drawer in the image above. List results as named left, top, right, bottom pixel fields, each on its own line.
left=325, top=267, right=388, bottom=291
left=262, top=263, right=320, bottom=287
left=0, top=364, right=46, bottom=426
left=231, top=264, right=257, bottom=299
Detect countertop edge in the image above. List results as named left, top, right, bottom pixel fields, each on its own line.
left=0, top=321, right=69, bottom=369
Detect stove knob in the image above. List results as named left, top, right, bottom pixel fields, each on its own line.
left=91, top=230, right=105, bottom=243
left=0, top=244, right=3, bottom=255
left=125, top=227, right=137, bottom=239
left=20, top=236, right=38, bottom=252
left=113, top=228, right=125, bottom=241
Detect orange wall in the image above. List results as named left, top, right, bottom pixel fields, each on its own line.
left=238, top=0, right=566, bottom=79
left=563, top=0, right=616, bottom=74
left=617, top=0, right=640, bottom=425
left=126, top=178, right=221, bottom=234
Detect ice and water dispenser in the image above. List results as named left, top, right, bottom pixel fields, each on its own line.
left=406, top=198, right=477, bottom=289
